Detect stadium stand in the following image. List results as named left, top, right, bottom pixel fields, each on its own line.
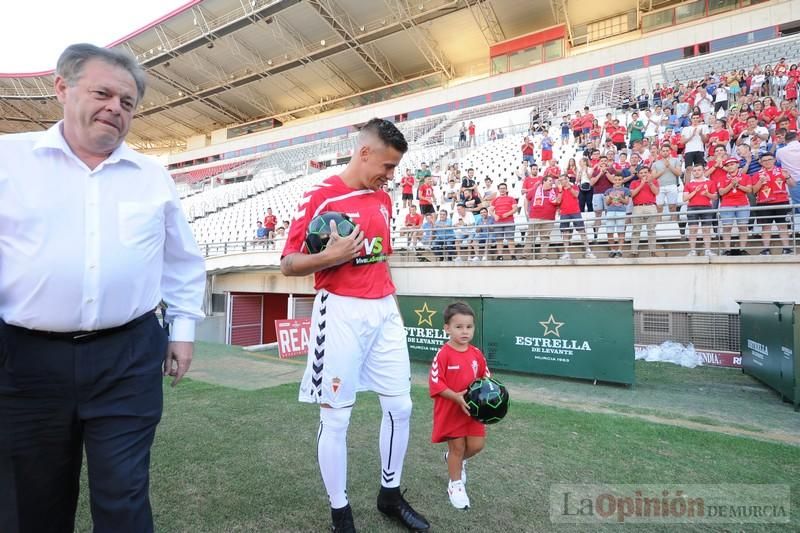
left=664, top=35, right=800, bottom=85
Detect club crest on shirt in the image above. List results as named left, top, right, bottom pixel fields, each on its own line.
left=331, top=377, right=342, bottom=397
left=472, top=359, right=478, bottom=378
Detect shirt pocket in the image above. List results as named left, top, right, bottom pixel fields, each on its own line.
left=118, top=201, right=165, bottom=250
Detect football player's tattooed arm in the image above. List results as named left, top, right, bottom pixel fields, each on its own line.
left=280, top=222, right=365, bottom=276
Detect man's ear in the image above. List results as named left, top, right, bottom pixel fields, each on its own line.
left=54, top=75, right=69, bottom=105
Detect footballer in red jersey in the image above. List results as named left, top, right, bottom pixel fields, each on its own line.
left=281, top=118, right=430, bottom=532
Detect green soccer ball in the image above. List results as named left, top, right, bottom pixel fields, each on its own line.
left=464, top=377, right=510, bottom=425
left=305, top=212, right=356, bottom=254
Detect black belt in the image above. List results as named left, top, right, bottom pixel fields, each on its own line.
left=9, top=310, right=156, bottom=343
left=635, top=203, right=656, bottom=206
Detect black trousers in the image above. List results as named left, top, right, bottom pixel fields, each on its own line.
left=0, top=314, right=167, bottom=533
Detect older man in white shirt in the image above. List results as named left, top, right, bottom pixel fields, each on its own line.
left=0, top=44, right=205, bottom=532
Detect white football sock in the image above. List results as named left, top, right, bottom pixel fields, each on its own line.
left=378, top=394, right=412, bottom=489
left=318, top=406, right=352, bottom=509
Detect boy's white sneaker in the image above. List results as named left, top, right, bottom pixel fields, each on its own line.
left=447, top=480, right=470, bottom=509
left=443, top=451, right=467, bottom=484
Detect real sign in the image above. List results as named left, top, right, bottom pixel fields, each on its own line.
left=274, top=318, right=312, bottom=358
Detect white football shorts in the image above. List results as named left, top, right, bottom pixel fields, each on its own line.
left=298, top=289, right=411, bottom=408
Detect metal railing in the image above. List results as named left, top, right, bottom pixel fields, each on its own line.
left=197, top=204, right=800, bottom=261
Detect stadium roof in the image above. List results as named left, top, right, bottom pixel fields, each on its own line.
left=0, top=0, right=557, bottom=153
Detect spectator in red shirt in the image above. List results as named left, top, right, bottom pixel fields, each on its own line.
left=707, top=119, right=731, bottom=155
left=718, top=157, right=753, bottom=255
left=629, top=166, right=660, bottom=257
left=752, top=153, right=796, bottom=255
left=520, top=165, right=541, bottom=216
left=589, top=156, right=616, bottom=239
left=400, top=169, right=415, bottom=208
left=683, top=164, right=718, bottom=256
left=555, top=175, right=595, bottom=259
left=525, top=176, right=558, bottom=259
left=418, top=175, right=436, bottom=215
left=402, top=204, right=423, bottom=249
left=775, top=100, right=799, bottom=132
left=759, top=97, right=780, bottom=127
left=264, top=207, right=278, bottom=247
left=521, top=136, right=535, bottom=165
left=468, top=121, right=476, bottom=147
left=611, top=119, right=626, bottom=151
left=581, top=106, right=595, bottom=142
left=571, top=111, right=583, bottom=145
left=491, top=182, right=519, bottom=259
left=543, top=158, right=560, bottom=179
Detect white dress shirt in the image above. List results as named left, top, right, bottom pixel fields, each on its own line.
left=0, top=123, right=205, bottom=341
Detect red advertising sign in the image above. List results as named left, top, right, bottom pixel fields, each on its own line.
left=634, top=344, right=741, bottom=368
left=275, top=318, right=312, bottom=358
left=695, top=349, right=741, bottom=368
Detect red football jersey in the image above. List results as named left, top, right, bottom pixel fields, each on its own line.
left=684, top=179, right=717, bottom=207
left=264, top=214, right=278, bottom=228
left=521, top=176, right=541, bottom=196
left=401, top=176, right=415, bottom=194
left=418, top=183, right=434, bottom=205
left=755, top=167, right=790, bottom=204
left=557, top=184, right=580, bottom=215
left=404, top=212, right=422, bottom=227
left=706, top=159, right=728, bottom=190
left=707, top=130, right=730, bottom=152
left=527, top=186, right=558, bottom=220
left=719, top=172, right=752, bottom=207
left=429, top=343, right=489, bottom=443
left=544, top=165, right=560, bottom=178
left=282, top=175, right=395, bottom=299
left=630, top=178, right=659, bottom=205
left=491, top=195, right=518, bottom=223
left=581, top=113, right=595, bottom=129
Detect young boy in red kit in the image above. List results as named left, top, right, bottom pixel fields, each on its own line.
left=428, top=302, right=490, bottom=510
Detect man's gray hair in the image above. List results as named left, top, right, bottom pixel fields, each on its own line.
left=56, top=43, right=146, bottom=104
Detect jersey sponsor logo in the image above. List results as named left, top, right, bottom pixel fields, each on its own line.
left=447, top=365, right=460, bottom=370
left=354, top=236, right=387, bottom=266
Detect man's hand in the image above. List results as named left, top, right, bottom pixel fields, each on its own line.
left=325, top=221, right=365, bottom=266
left=164, top=341, right=193, bottom=387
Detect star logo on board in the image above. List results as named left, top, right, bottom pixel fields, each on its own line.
left=539, top=314, right=564, bottom=337
left=414, top=302, right=437, bottom=327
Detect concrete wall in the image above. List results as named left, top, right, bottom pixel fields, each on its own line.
left=196, top=313, right=227, bottom=344
left=211, top=256, right=800, bottom=314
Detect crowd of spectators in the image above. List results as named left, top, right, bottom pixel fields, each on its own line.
left=395, top=58, right=800, bottom=260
